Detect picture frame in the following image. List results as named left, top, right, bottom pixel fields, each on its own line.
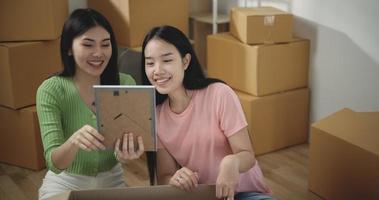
left=94, top=85, right=156, bottom=151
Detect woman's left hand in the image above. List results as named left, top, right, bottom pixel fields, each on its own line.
left=114, top=132, right=144, bottom=163
left=216, top=156, right=240, bottom=200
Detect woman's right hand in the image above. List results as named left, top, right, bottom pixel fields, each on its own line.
left=68, top=125, right=106, bottom=151
left=169, top=167, right=199, bottom=192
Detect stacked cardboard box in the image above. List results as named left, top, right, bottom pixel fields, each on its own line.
left=88, top=0, right=189, bottom=48
left=0, top=0, right=67, bottom=170
left=236, top=89, right=309, bottom=155
left=230, top=7, right=293, bottom=44
left=309, top=108, right=379, bottom=199
left=0, top=0, right=67, bottom=42
left=207, top=7, right=310, bottom=155
left=191, top=13, right=229, bottom=71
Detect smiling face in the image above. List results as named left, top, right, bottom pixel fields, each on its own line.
left=144, top=38, right=191, bottom=95
left=71, top=25, right=112, bottom=78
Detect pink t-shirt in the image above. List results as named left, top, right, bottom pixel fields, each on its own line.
left=156, top=83, right=271, bottom=194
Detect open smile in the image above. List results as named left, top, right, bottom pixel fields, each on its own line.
left=87, top=60, right=104, bottom=68
left=154, top=77, right=171, bottom=86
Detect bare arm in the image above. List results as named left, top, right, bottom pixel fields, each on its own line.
left=221, top=127, right=255, bottom=173
left=216, top=127, right=255, bottom=199
left=157, top=148, right=179, bottom=184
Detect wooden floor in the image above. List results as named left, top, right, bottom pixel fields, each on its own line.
left=0, top=143, right=323, bottom=200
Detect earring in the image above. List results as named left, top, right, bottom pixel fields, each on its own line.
left=68, top=51, right=72, bottom=56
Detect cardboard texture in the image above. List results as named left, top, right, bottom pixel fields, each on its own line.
left=0, top=40, right=61, bottom=109
left=0, top=106, right=45, bottom=170
left=88, top=0, right=189, bottom=47
left=230, top=7, right=293, bottom=44
left=94, top=86, right=156, bottom=151
left=309, top=108, right=379, bottom=200
left=193, top=18, right=228, bottom=70
left=48, top=184, right=218, bottom=200
left=189, top=0, right=211, bottom=14
left=207, top=33, right=309, bottom=96
left=0, top=0, right=68, bottom=42
left=236, top=88, right=309, bottom=155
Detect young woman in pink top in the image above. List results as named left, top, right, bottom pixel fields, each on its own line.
left=141, top=26, right=274, bottom=200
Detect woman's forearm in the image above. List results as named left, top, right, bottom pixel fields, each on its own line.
left=221, top=151, right=256, bottom=173
left=51, top=139, right=80, bottom=170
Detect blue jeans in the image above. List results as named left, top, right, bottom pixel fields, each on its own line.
left=235, top=192, right=276, bottom=200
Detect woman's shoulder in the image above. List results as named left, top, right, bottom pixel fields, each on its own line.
left=38, top=75, right=69, bottom=92
left=119, top=73, right=136, bottom=85
left=205, top=82, right=234, bottom=96
left=37, top=75, right=71, bottom=102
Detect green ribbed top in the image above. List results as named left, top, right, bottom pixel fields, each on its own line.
left=36, top=73, right=136, bottom=176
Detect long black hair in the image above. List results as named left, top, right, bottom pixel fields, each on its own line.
left=141, top=25, right=223, bottom=105
left=59, top=8, right=119, bottom=85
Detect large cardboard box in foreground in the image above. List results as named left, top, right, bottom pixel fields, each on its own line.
left=230, top=7, right=293, bottom=44
left=236, top=88, right=309, bottom=155
left=0, top=40, right=61, bottom=109
left=0, top=0, right=68, bottom=42
left=0, top=106, right=45, bottom=170
left=208, top=33, right=309, bottom=96
left=88, top=0, right=189, bottom=47
left=309, top=108, right=379, bottom=200
left=49, top=185, right=218, bottom=200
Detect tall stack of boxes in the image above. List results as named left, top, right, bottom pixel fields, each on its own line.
left=207, top=7, right=310, bottom=155
left=0, top=0, right=67, bottom=170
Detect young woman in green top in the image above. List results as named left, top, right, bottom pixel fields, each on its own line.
left=36, top=9, right=144, bottom=199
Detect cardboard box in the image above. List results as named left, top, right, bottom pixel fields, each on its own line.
left=230, top=7, right=293, bottom=44
left=88, top=0, right=189, bottom=47
left=0, top=0, right=68, bottom=42
left=236, top=88, right=309, bottom=155
left=189, top=0, right=211, bottom=15
left=309, top=108, right=379, bottom=200
left=48, top=184, right=218, bottom=200
left=207, top=33, right=309, bottom=96
left=0, top=106, right=45, bottom=170
left=0, top=39, right=61, bottom=109
left=192, top=13, right=229, bottom=70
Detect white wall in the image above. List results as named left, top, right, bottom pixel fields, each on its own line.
left=223, top=0, right=379, bottom=122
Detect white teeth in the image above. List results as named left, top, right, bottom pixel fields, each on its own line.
left=88, top=61, right=103, bottom=66
left=155, top=78, right=170, bottom=83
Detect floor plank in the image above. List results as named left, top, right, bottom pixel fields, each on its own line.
left=0, top=175, right=29, bottom=200
left=9, top=174, right=39, bottom=200
left=257, top=144, right=322, bottom=200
